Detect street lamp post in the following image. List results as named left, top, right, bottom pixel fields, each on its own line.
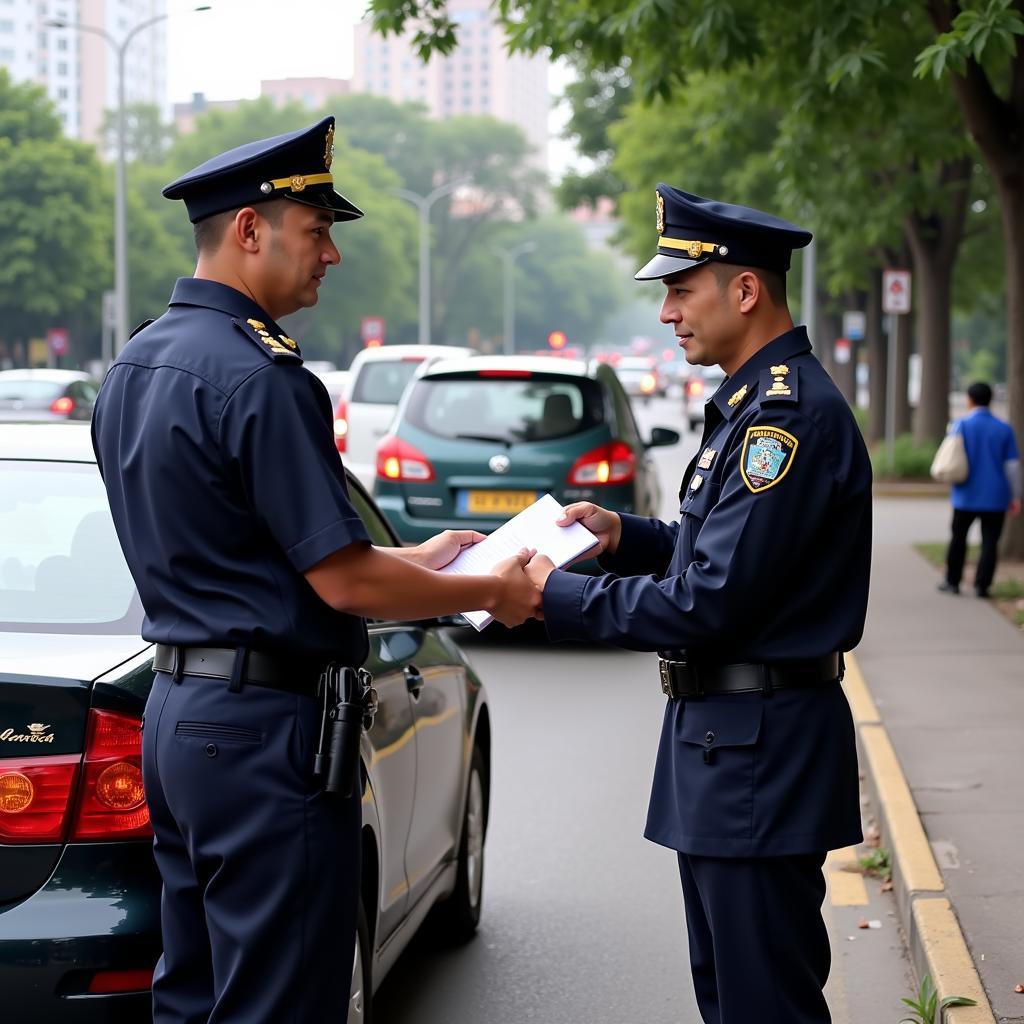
left=390, top=178, right=469, bottom=346
left=47, top=7, right=210, bottom=358
left=499, top=241, right=536, bottom=355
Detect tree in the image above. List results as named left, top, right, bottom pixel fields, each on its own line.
left=0, top=68, right=62, bottom=146
left=100, top=102, right=177, bottom=164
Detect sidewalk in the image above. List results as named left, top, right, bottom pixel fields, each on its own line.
left=854, top=497, right=1024, bottom=1023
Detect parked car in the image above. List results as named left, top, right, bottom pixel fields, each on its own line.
left=335, top=345, right=476, bottom=490
left=372, top=356, right=680, bottom=558
left=683, top=364, right=728, bottom=431
left=0, top=369, right=100, bottom=422
left=313, top=368, right=352, bottom=410
left=613, top=355, right=666, bottom=403
left=0, top=422, right=491, bottom=1024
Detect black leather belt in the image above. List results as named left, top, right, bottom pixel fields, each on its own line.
left=658, top=653, right=843, bottom=699
left=153, top=645, right=322, bottom=697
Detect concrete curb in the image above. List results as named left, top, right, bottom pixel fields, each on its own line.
left=843, top=655, right=995, bottom=1023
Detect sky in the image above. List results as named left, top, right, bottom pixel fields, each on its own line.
left=165, top=0, right=576, bottom=177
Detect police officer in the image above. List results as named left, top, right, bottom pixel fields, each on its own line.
left=526, top=185, right=871, bottom=1023
left=91, top=117, right=540, bottom=1024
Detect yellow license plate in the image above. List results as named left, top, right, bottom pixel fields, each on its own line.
left=464, top=490, right=536, bottom=515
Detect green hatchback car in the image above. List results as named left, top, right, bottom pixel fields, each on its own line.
left=372, top=356, right=680, bottom=554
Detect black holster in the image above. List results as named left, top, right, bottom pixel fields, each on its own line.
left=316, top=665, right=377, bottom=799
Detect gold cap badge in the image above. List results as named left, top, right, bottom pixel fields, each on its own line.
left=324, top=124, right=335, bottom=170
left=656, top=191, right=665, bottom=235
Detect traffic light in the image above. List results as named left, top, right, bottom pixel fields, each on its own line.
left=548, top=330, right=567, bottom=350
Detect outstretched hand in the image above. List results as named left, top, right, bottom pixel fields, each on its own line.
left=414, top=529, right=486, bottom=570
left=556, top=502, right=622, bottom=559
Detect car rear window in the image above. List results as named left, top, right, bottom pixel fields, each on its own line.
left=351, top=359, right=424, bottom=405
left=0, top=380, right=64, bottom=404
left=405, top=375, right=605, bottom=443
left=0, top=461, right=141, bottom=632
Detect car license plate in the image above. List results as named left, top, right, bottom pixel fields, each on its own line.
left=461, top=490, right=537, bottom=515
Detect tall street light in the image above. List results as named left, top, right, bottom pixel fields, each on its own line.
left=47, top=6, right=211, bottom=358
left=390, top=178, right=469, bottom=346
left=499, top=241, right=536, bottom=355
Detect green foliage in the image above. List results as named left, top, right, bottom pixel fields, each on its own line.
left=915, top=0, right=1024, bottom=79
left=899, top=973, right=977, bottom=1024
left=858, top=847, right=892, bottom=880
left=989, top=578, right=1024, bottom=600
left=100, top=103, right=177, bottom=164
left=0, top=69, right=62, bottom=146
left=870, top=434, right=939, bottom=480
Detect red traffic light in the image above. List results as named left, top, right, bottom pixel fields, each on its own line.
left=548, top=330, right=567, bottom=350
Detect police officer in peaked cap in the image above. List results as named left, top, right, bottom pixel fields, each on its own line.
left=525, top=184, right=872, bottom=1023
left=91, top=116, right=541, bottom=1023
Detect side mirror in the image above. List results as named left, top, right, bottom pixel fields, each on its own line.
left=646, top=426, right=681, bottom=448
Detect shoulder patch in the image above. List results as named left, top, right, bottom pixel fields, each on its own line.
left=128, top=318, right=155, bottom=340
left=760, top=364, right=798, bottom=403
left=232, top=318, right=303, bottom=363
left=740, top=425, right=798, bottom=493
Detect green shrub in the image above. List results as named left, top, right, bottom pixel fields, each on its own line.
left=870, top=434, right=939, bottom=480
left=852, top=405, right=869, bottom=436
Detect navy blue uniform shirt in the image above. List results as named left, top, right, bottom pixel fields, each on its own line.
left=92, top=277, right=370, bottom=664
left=542, top=327, right=871, bottom=855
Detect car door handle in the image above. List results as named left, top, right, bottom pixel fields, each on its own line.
left=404, top=664, right=424, bottom=698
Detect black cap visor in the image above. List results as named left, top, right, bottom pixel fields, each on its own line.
left=634, top=252, right=711, bottom=281
left=284, top=188, right=364, bottom=222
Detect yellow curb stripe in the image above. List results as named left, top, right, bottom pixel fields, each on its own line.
left=913, top=898, right=995, bottom=1024
left=827, top=868, right=869, bottom=906
left=842, top=653, right=881, bottom=724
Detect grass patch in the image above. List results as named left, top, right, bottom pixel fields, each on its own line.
left=989, top=578, right=1024, bottom=600
left=913, top=541, right=982, bottom=569
left=859, top=848, right=892, bottom=881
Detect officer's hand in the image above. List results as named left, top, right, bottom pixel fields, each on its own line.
left=556, top=502, right=622, bottom=557
left=415, top=529, right=486, bottom=570
left=525, top=553, right=556, bottom=590
left=490, top=548, right=544, bottom=626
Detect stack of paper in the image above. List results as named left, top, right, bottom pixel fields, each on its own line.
left=438, top=493, right=599, bottom=630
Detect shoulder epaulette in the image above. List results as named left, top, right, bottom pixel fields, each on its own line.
left=759, top=364, right=799, bottom=404
left=232, top=318, right=303, bottom=363
left=128, top=318, right=155, bottom=340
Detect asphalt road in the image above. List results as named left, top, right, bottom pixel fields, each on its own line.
left=373, top=392, right=913, bottom=1024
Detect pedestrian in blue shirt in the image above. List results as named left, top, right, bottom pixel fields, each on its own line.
left=525, top=185, right=871, bottom=1024
left=91, top=117, right=540, bottom=1024
left=938, top=381, right=1022, bottom=597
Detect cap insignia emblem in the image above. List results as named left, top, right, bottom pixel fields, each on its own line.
left=656, top=191, right=665, bottom=234
left=727, top=384, right=748, bottom=408
left=290, top=175, right=307, bottom=192
left=247, top=319, right=266, bottom=330
left=687, top=240, right=704, bottom=259
left=324, top=124, right=335, bottom=170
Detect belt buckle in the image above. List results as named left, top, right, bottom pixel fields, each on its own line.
left=659, top=660, right=678, bottom=700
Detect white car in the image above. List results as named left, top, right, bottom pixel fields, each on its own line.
left=335, top=345, right=475, bottom=490
left=683, top=365, right=728, bottom=431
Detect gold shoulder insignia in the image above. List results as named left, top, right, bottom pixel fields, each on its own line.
left=727, top=384, right=748, bottom=408
left=278, top=334, right=299, bottom=351
left=770, top=364, right=789, bottom=377
left=246, top=318, right=266, bottom=330
left=233, top=318, right=302, bottom=363
left=740, top=425, right=798, bottom=493
left=761, top=365, right=799, bottom=401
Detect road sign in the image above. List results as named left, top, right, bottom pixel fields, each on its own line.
left=834, top=337, right=851, bottom=364
left=360, top=316, right=385, bottom=345
left=882, top=270, right=912, bottom=315
left=842, top=311, right=865, bottom=341
left=47, top=327, right=69, bottom=356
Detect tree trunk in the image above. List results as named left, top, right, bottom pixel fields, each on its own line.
left=867, top=267, right=886, bottom=442
left=908, top=247, right=953, bottom=442
left=895, top=312, right=913, bottom=436
left=999, top=179, right=1024, bottom=558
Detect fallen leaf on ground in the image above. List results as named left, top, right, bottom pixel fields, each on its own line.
left=1014, top=984, right=1024, bottom=994
left=858, top=919, right=870, bottom=929
left=880, top=880, right=893, bottom=892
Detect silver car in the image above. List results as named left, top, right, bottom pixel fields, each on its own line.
left=0, top=369, right=100, bottom=422
left=0, top=423, right=491, bottom=1023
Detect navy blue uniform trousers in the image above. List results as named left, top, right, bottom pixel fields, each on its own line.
left=142, top=672, right=361, bottom=1024
left=678, top=852, right=830, bottom=1024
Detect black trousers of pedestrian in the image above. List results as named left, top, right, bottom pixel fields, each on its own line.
left=945, top=508, right=1006, bottom=593
left=142, top=672, right=361, bottom=1024
left=678, top=852, right=831, bottom=1024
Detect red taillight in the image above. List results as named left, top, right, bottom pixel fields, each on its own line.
left=87, top=967, right=154, bottom=994
left=477, top=369, right=533, bottom=378
left=50, top=396, right=75, bottom=415
left=400, top=355, right=426, bottom=362
left=334, top=399, right=348, bottom=454
left=376, top=435, right=436, bottom=482
left=687, top=378, right=705, bottom=399
left=0, top=755, right=80, bottom=843
left=70, top=709, right=151, bottom=840
left=567, top=441, right=636, bottom=486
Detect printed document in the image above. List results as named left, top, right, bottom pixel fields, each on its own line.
left=438, top=493, right=599, bottom=630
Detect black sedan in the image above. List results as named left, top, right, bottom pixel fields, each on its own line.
left=0, top=423, right=491, bottom=1023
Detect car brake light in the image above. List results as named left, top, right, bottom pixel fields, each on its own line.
left=400, top=355, right=426, bottom=362
left=0, top=755, right=80, bottom=843
left=477, top=369, right=532, bottom=378
left=640, top=373, right=657, bottom=394
left=87, top=967, right=154, bottom=994
left=687, top=379, right=705, bottom=399
left=69, top=709, right=151, bottom=840
left=334, top=399, right=348, bottom=454
left=50, top=396, right=75, bottom=415
left=567, top=441, right=636, bottom=486
left=376, top=435, right=436, bottom=483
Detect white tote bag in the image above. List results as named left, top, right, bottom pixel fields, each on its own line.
left=930, top=426, right=969, bottom=484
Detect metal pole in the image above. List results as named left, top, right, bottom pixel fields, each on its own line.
left=800, top=238, right=817, bottom=343
left=503, top=253, right=514, bottom=355
left=114, top=44, right=128, bottom=355
left=886, top=312, right=898, bottom=471
left=418, top=201, right=429, bottom=346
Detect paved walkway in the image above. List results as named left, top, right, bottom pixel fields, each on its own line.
left=856, top=497, right=1024, bottom=1023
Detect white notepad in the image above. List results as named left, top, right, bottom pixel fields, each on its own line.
left=438, top=493, right=599, bottom=630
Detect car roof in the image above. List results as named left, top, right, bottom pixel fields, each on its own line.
left=0, top=422, right=97, bottom=462
left=0, top=369, right=92, bottom=382
left=421, top=355, right=592, bottom=378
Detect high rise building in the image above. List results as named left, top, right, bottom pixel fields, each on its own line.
left=353, top=0, right=548, bottom=170
left=0, top=0, right=166, bottom=146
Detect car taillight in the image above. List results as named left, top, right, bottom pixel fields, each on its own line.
left=687, top=379, right=705, bottom=399
left=376, top=435, right=436, bottom=482
left=50, top=396, right=75, bottom=415
left=640, top=373, right=657, bottom=394
left=69, top=709, right=151, bottom=840
left=0, top=755, right=80, bottom=843
left=334, top=399, right=348, bottom=454
left=86, top=968, right=154, bottom=994
left=567, top=441, right=636, bottom=486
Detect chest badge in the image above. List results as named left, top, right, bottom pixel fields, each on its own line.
left=697, top=447, right=717, bottom=470
left=689, top=473, right=704, bottom=492
left=740, top=426, right=799, bottom=493
left=727, top=384, right=748, bottom=408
